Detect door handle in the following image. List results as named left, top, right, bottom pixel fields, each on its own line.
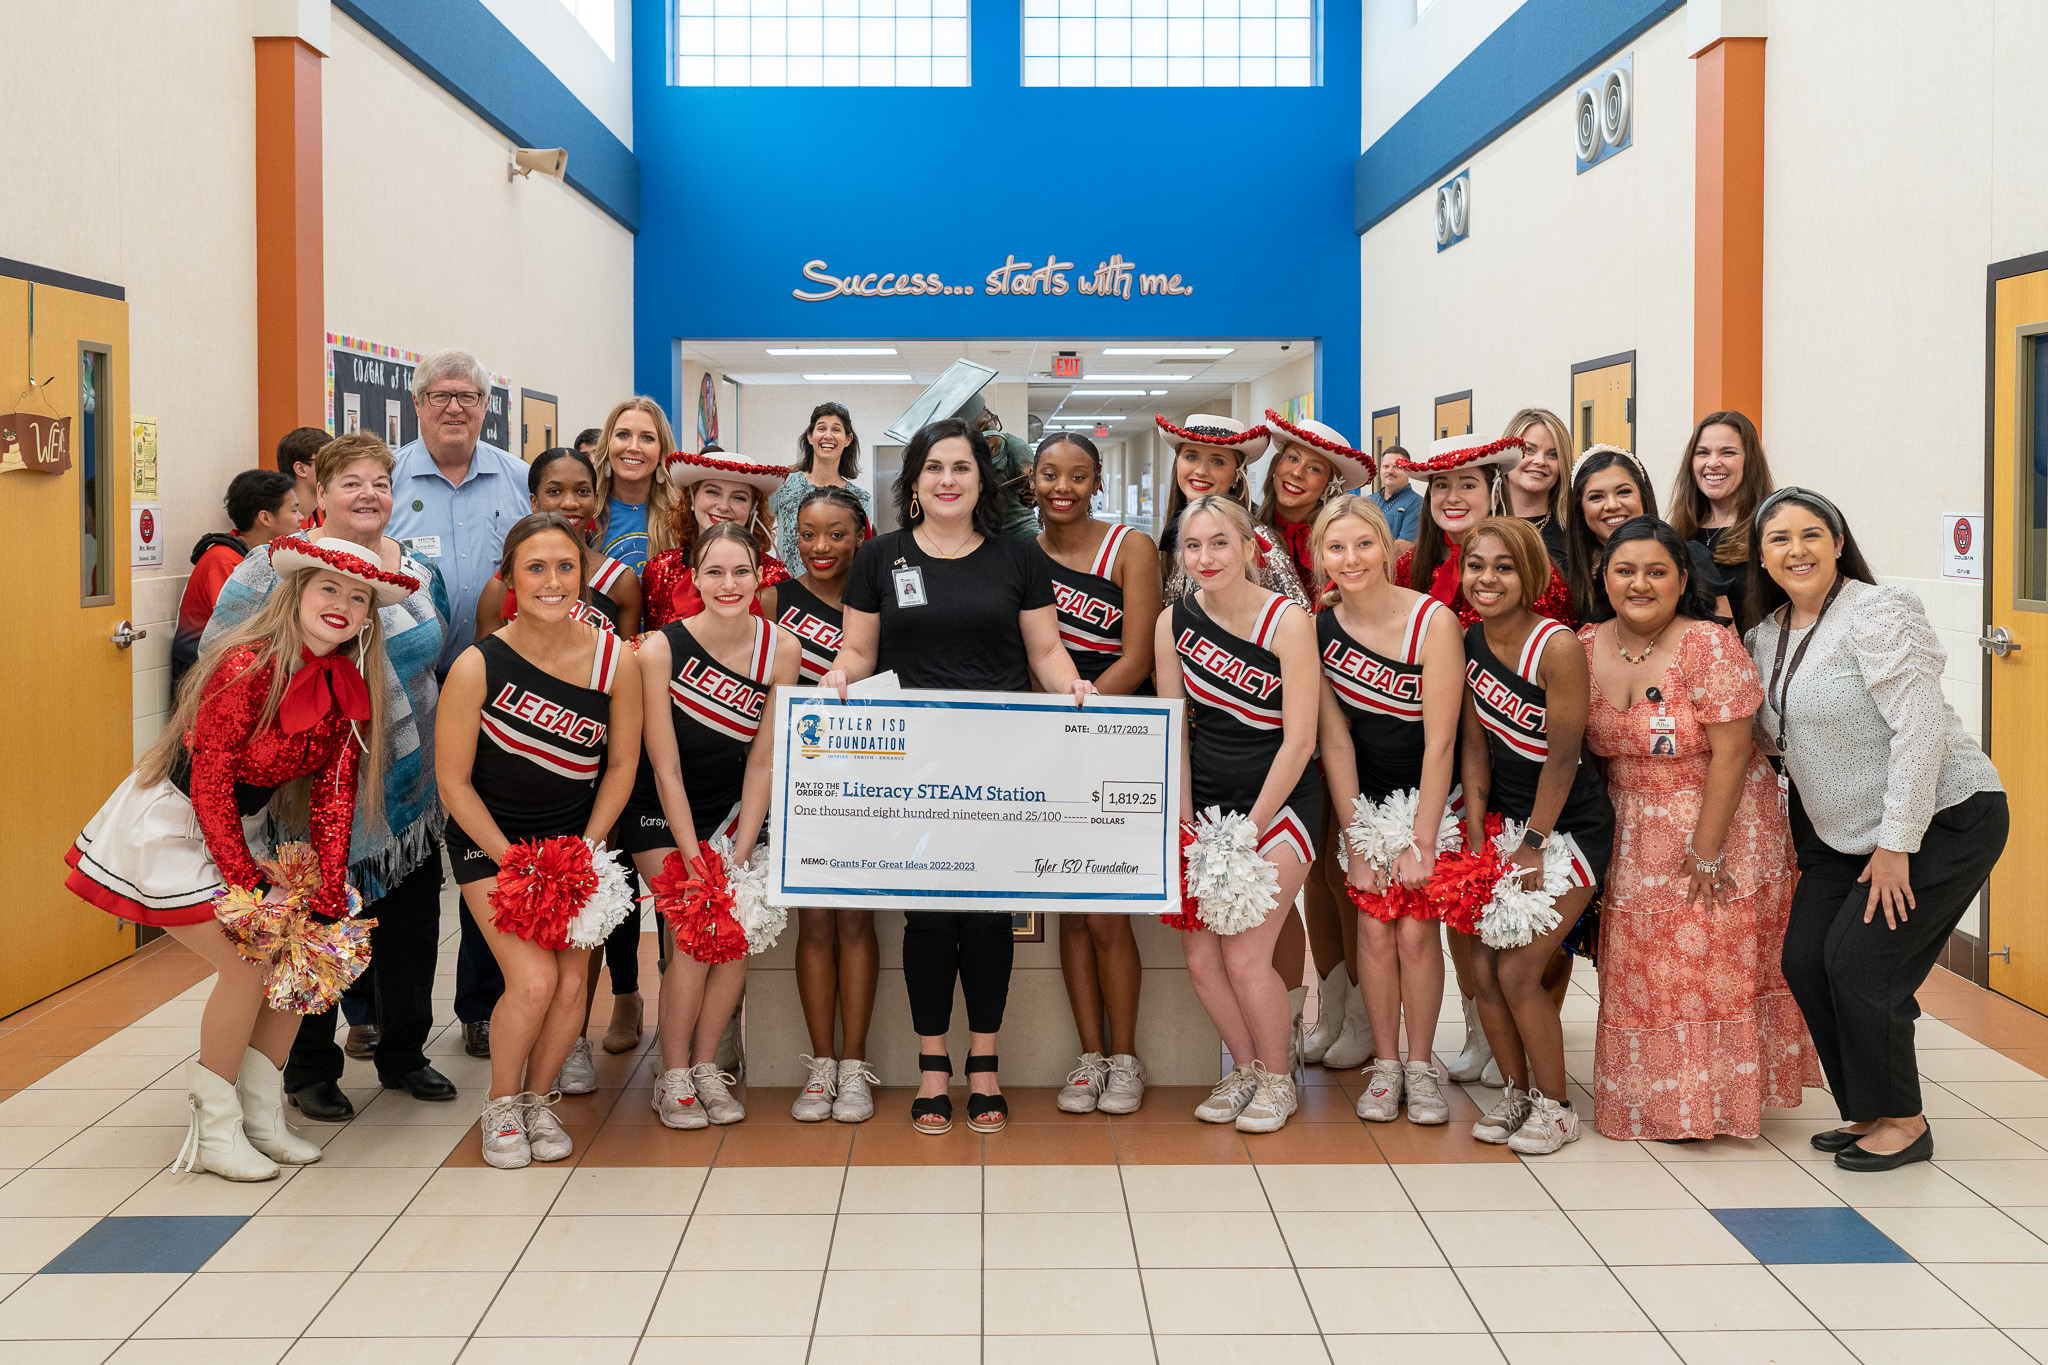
left=110, top=620, right=146, bottom=650
left=1979, top=625, right=2020, bottom=658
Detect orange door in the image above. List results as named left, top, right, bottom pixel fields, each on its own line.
left=0, top=271, right=136, bottom=1015
left=1371, top=407, right=1399, bottom=461
left=1571, top=353, right=1635, bottom=453
left=522, top=390, right=559, bottom=462
left=1434, top=392, right=1471, bottom=440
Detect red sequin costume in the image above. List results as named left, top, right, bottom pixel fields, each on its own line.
left=65, top=645, right=361, bottom=926
left=1269, top=516, right=1322, bottom=611
left=641, top=548, right=792, bottom=629
left=1393, top=539, right=1578, bottom=629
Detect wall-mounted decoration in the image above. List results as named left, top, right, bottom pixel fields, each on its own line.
left=0, top=410, right=71, bottom=474
left=326, top=334, right=513, bottom=453
left=793, top=253, right=1195, bottom=302
left=130, top=417, right=158, bottom=499
left=131, top=502, right=163, bottom=567
left=1434, top=169, right=1471, bottom=251
left=1574, top=53, right=1633, bottom=174
left=1277, top=393, right=1314, bottom=425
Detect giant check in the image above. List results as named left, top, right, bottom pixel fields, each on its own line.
left=769, top=688, right=1184, bottom=914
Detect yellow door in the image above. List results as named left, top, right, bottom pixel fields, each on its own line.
left=522, top=391, right=559, bottom=462
left=1571, top=353, right=1635, bottom=453
left=1988, top=266, right=2048, bottom=1011
left=1371, top=408, right=1399, bottom=461
left=0, top=272, right=136, bottom=1016
left=1434, top=392, right=1471, bottom=440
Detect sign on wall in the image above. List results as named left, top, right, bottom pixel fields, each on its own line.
left=1943, top=513, right=1983, bottom=582
left=0, top=410, right=71, bottom=474
left=326, top=335, right=513, bottom=453
left=793, top=253, right=1194, bottom=303
left=130, top=417, right=159, bottom=499
left=131, top=502, right=163, bottom=568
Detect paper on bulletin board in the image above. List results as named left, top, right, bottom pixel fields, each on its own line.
left=131, top=417, right=159, bottom=499
left=132, top=502, right=164, bottom=568
left=1942, top=514, right=1983, bottom=582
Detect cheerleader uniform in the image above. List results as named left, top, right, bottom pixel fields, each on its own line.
left=772, top=577, right=844, bottom=685
left=445, top=630, right=623, bottom=883
left=1176, top=593, right=1322, bottom=863
left=66, top=646, right=361, bottom=924
left=1047, top=522, right=1150, bottom=689
left=492, top=554, right=634, bottom=634
left=1463, top=619, right=1614, bottom=890
left=620, top=617, right=780, bottom=852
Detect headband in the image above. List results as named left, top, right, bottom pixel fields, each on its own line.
left=1752, top=485, right=1845, bottom=537
left=1579, top=443, right=1648, bottom=486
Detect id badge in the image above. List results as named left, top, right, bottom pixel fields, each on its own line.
left=891, top=566, right=928, bottom=608
left=404, top=534, right=443, bottom=559
left=1646, top=713, right=1676, bottom=756
left=1776, top=771, right=1790, bottom=816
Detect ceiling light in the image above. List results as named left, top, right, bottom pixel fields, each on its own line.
left=1086, top=373, right=1191, bottom=382
left=1100, top=347, right=1235, bottom=356
left=1070, top=389, right=1146, bottom=397
left=1060, top=415, right=1125, bottom=422
left=802, top=373, right=912, bottom=382
left=768, top=347, right=898, bottom=356
left=1150, top=390, right=1169, bottom=395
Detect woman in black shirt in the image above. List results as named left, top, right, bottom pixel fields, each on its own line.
left=824, top=418, right=1094, bottom=1136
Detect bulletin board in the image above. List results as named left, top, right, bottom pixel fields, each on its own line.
left=326, top=334, right=513, bottom=453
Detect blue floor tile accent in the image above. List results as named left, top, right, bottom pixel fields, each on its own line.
left=41, top=1215, right=249, bottom=1273
left=1712, top=1207, right=1914, bottom=1264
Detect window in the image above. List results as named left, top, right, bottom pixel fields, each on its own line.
left=1022, top=0, right=1315, bottom=87
left=674, top=0, right=971, bottom=87
left=562, top=0, right=617, bottom=59
left=79, top=345, right=113, bottom=605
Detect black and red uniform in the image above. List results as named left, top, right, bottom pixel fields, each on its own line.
left=1175, top=593, right=1321, bottom=863
left=1047, top=522, right=1146, bottom=688
left=1463, top=618, right=1613, bottom=887
left=1320, top=597, right=1452, bottom=803
left=622, top=618, right=779, bottom=852
left=772, top=577, right=844, bottom=685
left=446, top=630, right=623, bottom=883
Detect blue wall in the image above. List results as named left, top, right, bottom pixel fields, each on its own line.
left=631, top=0, right=1363, bottom=438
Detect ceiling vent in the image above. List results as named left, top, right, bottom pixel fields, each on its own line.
left=1575, top=53, right=1633, bottom=174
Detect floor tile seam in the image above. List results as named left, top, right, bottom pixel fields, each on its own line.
left=795, top=1151, right=853, bottom=1362
left=1112, top=1157, right=1165, bottom=1365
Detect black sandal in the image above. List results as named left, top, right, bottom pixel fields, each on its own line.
left=965, top=1054, right=1007, bottom=1134
left=911, top=1053, right=953, bottom=1135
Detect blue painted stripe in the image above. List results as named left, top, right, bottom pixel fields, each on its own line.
left=335, top=0, right=639, bottom=231
left=1354, top=0, right=1683, bottom=234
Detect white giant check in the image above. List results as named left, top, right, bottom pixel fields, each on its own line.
left=769, top=688, right=1184, bottom=913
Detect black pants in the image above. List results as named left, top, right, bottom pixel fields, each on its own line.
left=286, top=850, right=444, bottom=1088
left=1782, top=790, right=2008, bottom=1122
left=603, top=906, right=641, bottom=995
left=454, top=892, right=505, bottom=1024
left=903, top=912, right=1014, bottom=1037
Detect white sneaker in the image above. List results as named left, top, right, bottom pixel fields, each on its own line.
left=1098, top=1054, right=1146, bottom=1116
left=555, top=1037, right=597, bottom=1095
left=1058, top=1052, right=1109, bottom=1114
left=1507, top=1090, right=1581, bottom=1155
left=1195, top=1064, right=1259, bottom=1123
left=1472, top=1083, right=1530, bottom=1144
left=1236, top=1063, right=1298, bottom=1133
left=792, top=1055, right=837, bottom=1122
left=524, top=1091, right=573, bottom=1162
left=690, top=1063, right=745, bottom=1125
left=1403, top=1061, right=1449, bottom=1125
left=653, top=1067, right=707, bottom=1129
left=1302, top=964, right=1351, bottom=1065
left=1446, top=996, right=1494, bottom=1083
left=832, top=1058, right=878, bottom=1123
left=1321, top=986, right=1377, bottom=1070
left=1355, top=1057, right=1404, bottom=1122
left=480, top=1094, right=530, bottom=1168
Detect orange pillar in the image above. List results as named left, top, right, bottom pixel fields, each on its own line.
left=1693, top=36, right=1765, bottom=423
left=254, top=37, right=325, bottom=466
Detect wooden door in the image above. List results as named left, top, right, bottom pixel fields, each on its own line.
left=0, top=271, right=136, bottom=1015
left=1434, top=391, right=1471, bottom=440
left=1571, top=353, right=1635, bottom=453
left=1988, top=265, right=2048, bottom=1011
left=1371, top=407, right=1399, bottom=462
left=521, top=390, right=559, bottom=462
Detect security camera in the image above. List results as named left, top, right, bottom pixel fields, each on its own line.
left=1281, top=344, right=1291, bottom=350
left=510, top=147, right=569, bottom=181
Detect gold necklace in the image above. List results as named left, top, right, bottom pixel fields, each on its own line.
left=1614, top=623, right=1663, bottom=665
left=919, top=525, right=977, bottom=559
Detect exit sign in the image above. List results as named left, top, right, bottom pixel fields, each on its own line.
left=1094, top=424, right=1109, bottom=438
left=1052, top=355, right=1080, bottom=378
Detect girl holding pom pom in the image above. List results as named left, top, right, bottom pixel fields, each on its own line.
left=437, top=513, right=643, bottom=1169
left=67, top=535, right=409, bottom=1182
left=1155, top=494, right=1322, bottom=1133
left=624, top=521, right=802, bottom=1130
left=1457, top=517, right=1612, bottom=1156
left=1313, top=494, right=1464, bottom=1125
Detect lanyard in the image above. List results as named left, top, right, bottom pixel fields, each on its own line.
left=1767, top=576, right=1845, bottom=752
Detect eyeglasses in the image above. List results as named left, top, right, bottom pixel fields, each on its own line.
left=423, top=390, right=484, bottom=411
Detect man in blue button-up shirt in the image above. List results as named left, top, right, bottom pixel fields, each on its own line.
left=385, top=349, right=532, bottom=677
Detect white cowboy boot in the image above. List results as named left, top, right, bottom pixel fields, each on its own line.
left=234, top=1048, right=323, bottom=1165
left=1446, top=994, right=1495, bottom=1083
left=1320, top=983, right=1378, bottom=1070
left=174, top=1060, right=279, bottom=1182
left=1302, top=963, right=1352, bottom=1064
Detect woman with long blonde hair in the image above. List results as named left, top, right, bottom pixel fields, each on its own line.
left=591, top=396, right=683, bottom=573
left=1501, top=407, right=1574, bottom=567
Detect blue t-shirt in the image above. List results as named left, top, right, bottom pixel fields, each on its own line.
left=1371, top=486, right=1424, bottom=545
left=603, top=496, right=650, bottom=572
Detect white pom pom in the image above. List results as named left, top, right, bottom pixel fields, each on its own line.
left=564, top=838, right=634, bottom=949
left=1345, top=788, right=1420, bottom=872
left=1435, top=804, right=1465, bottom=854
left=710, top=836, right=786, bottom=957
left=1475, top=819, right=1575, bottom=949
left=1186, top=807, right=1280, bottom=936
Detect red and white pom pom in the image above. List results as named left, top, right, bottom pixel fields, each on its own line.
left=1160, top=821, right=1205, bottom=931
left=565, top=840, right=635, bottom=949
left=713, top=836, right=786, bottom=956
left=1345, top=788, right=1462, bottom=872
left=489, top=836, right=603, bottom=951
left=1430, top=812, right=1508, bottom=934
left=1476, top=818, right=1574, bottom=949
left=1184, top=807, right=1280, bottom=936
left=652, top=846, right=749, bottom=965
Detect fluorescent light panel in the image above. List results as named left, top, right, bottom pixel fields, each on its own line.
left=768, top=347, right=898, bottom=356
left=1086, top=373, right=1191, bottom=381
left=1069, top=389, right=1146, bottom=397
left=1099, top=347, right=1235, bottom=356
left=802, top=373, right=913, bottom=382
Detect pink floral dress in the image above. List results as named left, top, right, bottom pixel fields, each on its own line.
left=1580, top=621, right=1820, bottom=1140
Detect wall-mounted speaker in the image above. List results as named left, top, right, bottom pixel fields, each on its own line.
left=1600, top=65, right=1632, bottom=146
left=1574, top=86, right=1601, bottom=162
left=1434, top=168, right=1471, bottom=252
left=1573, top=52, right=1634, bottom=174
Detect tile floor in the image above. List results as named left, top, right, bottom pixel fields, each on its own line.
left=5, top=914, right=2048, bottom=1363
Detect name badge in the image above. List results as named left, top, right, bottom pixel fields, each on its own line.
left=1777, top=771, right=1790, bottom=817
left=404, top=535, right=443, bottom=559
left=1648, top=715, right=1676, bottom=734
left=892, top=566, right=927, bottom=608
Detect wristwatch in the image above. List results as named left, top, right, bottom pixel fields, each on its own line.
left=1521, top=828, right=1549, bottom=851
